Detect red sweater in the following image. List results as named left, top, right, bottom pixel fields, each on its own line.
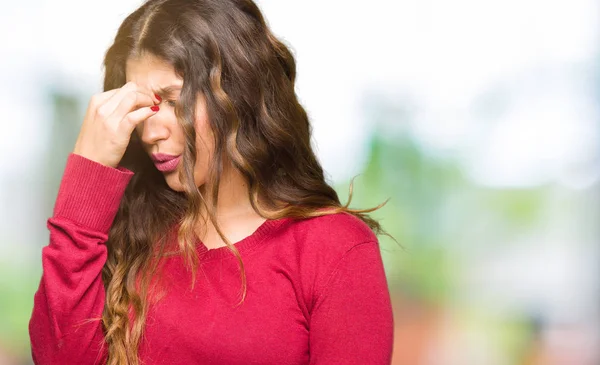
left=29, top=153, right=394, bottom=365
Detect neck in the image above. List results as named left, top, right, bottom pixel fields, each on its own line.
left=199, top=164, right=255, bottom=220
left=195, top=164, right=269, bottom=248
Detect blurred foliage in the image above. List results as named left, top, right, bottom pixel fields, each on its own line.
left=335, top=129, right=548, bottom=306
left=0, top=261, right=39, bottom=361
left=335, top=132, right=462, bottom=303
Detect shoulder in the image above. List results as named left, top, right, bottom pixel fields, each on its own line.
left=288, top=211, right=379, bottom=257
left=281, top=211, right=382, bottom=311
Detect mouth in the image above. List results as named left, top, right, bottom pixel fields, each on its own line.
left=152, top=155, right=181, bottom=172
left=151, top=153, right=181, bottom=162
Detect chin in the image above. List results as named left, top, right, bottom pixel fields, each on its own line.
left=162, top=173, right=184, bottom=192
left=162, top=171, right=206, bottom=192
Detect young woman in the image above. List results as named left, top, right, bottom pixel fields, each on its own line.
left=29, top=0, right=394, bottom=364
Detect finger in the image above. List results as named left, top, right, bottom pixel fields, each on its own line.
left=107, top=90, right=156, bottom=125
left=115, top=106, right=159, bottom=136
left=85, top=89, right=119, bottom=119
left=123, top=83, right=161, bottom=104
left=98, top=82, right=148, bottom=118
left=91, top=89, right=119, bottom=105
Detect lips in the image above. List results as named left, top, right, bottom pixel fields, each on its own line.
left=151, top=153, right=180, bottom=162
left=151, top=153, right=181, bottom=172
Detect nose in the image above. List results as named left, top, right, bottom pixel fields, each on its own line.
left=136, top=112, right=171, bottom=146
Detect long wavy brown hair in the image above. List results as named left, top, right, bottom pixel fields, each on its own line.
left=99, top=0, right=388, bottom=363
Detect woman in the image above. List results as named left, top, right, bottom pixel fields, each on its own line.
left=29, top=0, right=394, bottom=364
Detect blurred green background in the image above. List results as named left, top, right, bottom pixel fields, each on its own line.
left=1, top=0, right=599, bottom=364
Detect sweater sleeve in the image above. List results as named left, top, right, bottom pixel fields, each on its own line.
left=29, top=153, right=133, bottom=365
left=308, top=241, right=394, bottom=365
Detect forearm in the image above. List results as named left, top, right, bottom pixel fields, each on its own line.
left=29, top=153, right=133, bottom=364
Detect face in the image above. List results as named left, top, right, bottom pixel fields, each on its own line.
left=126, top=53, right=214, bottom=191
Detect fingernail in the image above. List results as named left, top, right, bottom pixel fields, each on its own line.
left=154, top=93, right=162, bottom=102
left=151, top=105, right=160, bottom=112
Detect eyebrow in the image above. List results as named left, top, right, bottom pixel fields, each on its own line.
left=155, top=85, right=182, bottom=96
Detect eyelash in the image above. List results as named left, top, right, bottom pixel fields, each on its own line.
left=164, top=100, right=177, bottom=107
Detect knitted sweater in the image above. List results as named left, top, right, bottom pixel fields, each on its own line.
left=29, top=153, right=394, bottom=364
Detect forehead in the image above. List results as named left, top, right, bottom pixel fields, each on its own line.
left=125, top=53, right=183, bottom=91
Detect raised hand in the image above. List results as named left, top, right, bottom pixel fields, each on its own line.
left=72, top=81, right=160, bottom=168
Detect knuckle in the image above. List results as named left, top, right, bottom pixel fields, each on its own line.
left=96, top=106, right=109, bottom=119
left=121, top=114, right=133, bottom=125
left=125, top=91, right=137, bottom=103
left=124, top=81, right=137, bottom=90
left=89, top=94, right=101, bottom=108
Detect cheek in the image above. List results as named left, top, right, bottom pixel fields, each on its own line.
left=194, top=120, right=215, bottom=151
